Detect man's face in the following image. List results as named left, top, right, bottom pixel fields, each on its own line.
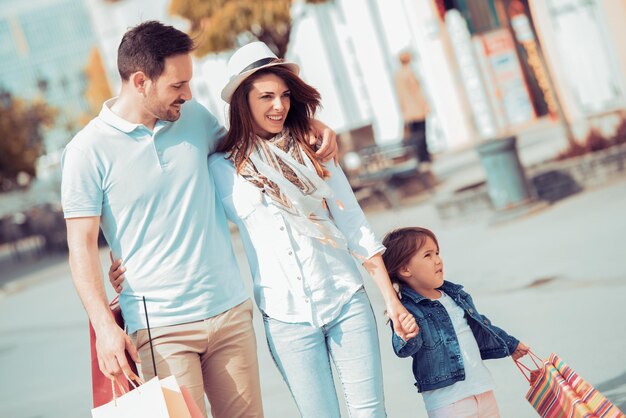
left=143, top=54, right=193, bottom=122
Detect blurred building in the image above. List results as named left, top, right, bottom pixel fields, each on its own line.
left=399, top=0, right=626, bottom=150
left=0, top=0, right=96, bottom=152
left=82, top=0, right=626, bottom=154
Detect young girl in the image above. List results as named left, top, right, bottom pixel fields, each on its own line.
left=381, top=227, right=529, bottom=418
left=210, top=42, right=417, bottom=417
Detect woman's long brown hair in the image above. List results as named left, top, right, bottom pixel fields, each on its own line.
left=217, top=64, right=327, bottom=178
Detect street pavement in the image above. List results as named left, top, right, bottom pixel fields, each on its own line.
left=1, top=128, right=625, bottom=417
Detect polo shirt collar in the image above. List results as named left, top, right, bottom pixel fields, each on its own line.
left=99, top=97, right=171, bottom=134
left=98, top=98, right=141, bottom=133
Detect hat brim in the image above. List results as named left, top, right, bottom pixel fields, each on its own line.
left=221, top=62, right=300, bottom=103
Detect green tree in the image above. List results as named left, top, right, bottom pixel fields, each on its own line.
left=0, top=90, right=57, bottom=184
left=168, top=0, right=328, bottom=58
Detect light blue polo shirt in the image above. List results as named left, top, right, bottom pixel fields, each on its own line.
left=62, top=98, right=248, bottom=334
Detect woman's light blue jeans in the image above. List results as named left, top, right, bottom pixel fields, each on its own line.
left=263, top=288, right=387, bottom=418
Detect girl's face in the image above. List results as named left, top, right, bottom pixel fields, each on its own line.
left=247, top=73, right=291, bottom=139
left=399, top=237, right=444, bottom=297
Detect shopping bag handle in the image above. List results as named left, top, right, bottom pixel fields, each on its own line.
left=110, top=372, right=145, bottom=405
left=514, top=350, right=543, bottom=383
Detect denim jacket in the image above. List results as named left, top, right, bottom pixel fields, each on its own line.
left=391, top=281, right=519, bottom=393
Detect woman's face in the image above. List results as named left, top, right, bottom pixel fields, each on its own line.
left=247, top=73, right=291, bottom=139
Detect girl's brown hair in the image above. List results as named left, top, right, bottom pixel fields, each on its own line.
left=381, top=227, right=439, bottom=285
left=217, top=64, right=327, bottom=178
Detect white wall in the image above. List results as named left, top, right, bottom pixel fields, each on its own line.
left=529, top=0, right=626, bottom=124
left=84, top=0, right=482, bottom=150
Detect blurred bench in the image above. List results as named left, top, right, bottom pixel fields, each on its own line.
left=342, top=143, right=432, bottom=208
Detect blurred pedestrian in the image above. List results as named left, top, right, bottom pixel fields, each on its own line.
left=210, top=41, right=417, bottom=417
left=395, top=51, right=432, bottom=168
left=382, top=227, right=530, bottom=418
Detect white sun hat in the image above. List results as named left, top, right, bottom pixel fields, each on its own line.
left=220, top=41, right=300, bottom=103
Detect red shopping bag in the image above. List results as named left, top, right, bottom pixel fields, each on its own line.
left=516, top=352, right=625, bottom=418
left=89, top=296, right=139, bottom=408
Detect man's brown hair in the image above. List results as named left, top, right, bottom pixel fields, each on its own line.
left=117, top=21, right=195, bottom=81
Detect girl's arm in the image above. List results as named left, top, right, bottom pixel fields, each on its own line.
left=465, top=292, right=521, bottom=355
left=323, top=162, right=417, bottom=341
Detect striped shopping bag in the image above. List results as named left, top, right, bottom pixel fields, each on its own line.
left=516, top=352, right=625, bottom=418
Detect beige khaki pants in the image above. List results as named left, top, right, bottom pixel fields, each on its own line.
left=132, top=299, right=263, bottom=418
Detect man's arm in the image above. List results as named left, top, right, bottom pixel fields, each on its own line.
left=66, top=216, right=140, bottom=380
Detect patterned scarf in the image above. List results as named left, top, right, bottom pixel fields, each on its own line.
left=237, top=130, right=317, bottom=215
left=232, top=129, right=346, bottom=245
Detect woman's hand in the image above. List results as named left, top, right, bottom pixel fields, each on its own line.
left=511, top=341, right=530, bottom=360
left=309, top=119, right=338, bottom=164
left=387, top=299, right=419, bottom=341
left=108, top=251, right=126, bottom=294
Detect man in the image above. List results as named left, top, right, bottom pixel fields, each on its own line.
left=395, top=51, right=432, bottom=167
left=62, top=21, right=336, bottom=418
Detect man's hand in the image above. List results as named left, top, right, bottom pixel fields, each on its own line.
left=387, top=300, right=418, bottom=341
left=309, top=119, right=338, bottom=164
left=512, top=341, right=530, bottom=361
left=95, top=322, right=141, bottom=382
left=108, top=251, right=125, bottom=294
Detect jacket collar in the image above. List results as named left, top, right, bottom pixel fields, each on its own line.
left=399, top=280, right=464, bottom=304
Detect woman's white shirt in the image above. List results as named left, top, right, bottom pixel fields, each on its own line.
left=209, top=153, right=384, bottom=326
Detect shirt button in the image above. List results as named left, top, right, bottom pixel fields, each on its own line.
left=296, top=276, right=301, bottom=280
left=280, top=226, right=285, bottom=231
left=468, top=308, right=474, bottom=314
left=288, top=250, right=293, bottom=255
left=304, top=298, right=309, bottom=303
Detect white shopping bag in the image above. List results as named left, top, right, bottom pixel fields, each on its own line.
left=92, top=377, right=170, bottom=418
left=92, top=375, right=202, bottom=418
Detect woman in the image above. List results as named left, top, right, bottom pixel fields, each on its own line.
left=211, top=42, right=416, bottom=417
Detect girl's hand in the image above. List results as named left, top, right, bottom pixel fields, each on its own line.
left=387, top=300, right=419, bottom=341
left=108, top=251, right=126, bottom=294
left=511, top=341, right=530, bottom=360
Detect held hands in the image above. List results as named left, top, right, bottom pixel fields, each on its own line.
left=109, top=251, right=125, bottom=294
left=512, top=341, right=530, bottom=361
left=308, top=119, right=338, bottom=165
left=387, top=300, right=419, bottom=341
